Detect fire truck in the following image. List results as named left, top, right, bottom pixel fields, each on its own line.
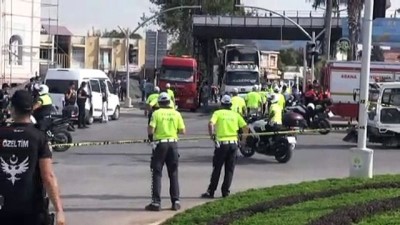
left=322, top=61, right=400, bottom=119
left=157, top=55, right=200, bottom=111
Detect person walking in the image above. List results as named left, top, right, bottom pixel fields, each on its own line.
left=100, top=80, right=109, bottom=123
left=145, top=92, right=186, bottom=211
left=201, top=95, right=248, bottom=198
left=0, top=90, right=65, bottom=225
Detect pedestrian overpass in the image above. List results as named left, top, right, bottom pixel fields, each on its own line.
left=192, top=14, right=344, bottom=41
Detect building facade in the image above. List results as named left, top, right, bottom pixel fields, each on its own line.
left=1, top=0, right=42, bottom=85
left=260, top=51, right=280, bottom=78
left=40, top=34, right=145, bottom=76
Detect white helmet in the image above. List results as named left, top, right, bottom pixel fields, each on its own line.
left=269, top=94, right=278, bottom=104
left=154, top=86, right=160, bottom=93
left=307, top=103, right=315, bottom=110
left=232, top=88, right=239, bottom=94
left=220, top=94, right=232, bottom=105
left=38, top=84, right=49, bottom=95
left=166, top=83, right=171, bottom=88
left=273, top=85, right=280, bottom=93
left=158, top=92, right=170, bottom=102
left=253, top=85, right=258, bottom=91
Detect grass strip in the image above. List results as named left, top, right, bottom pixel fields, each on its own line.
left=162, top=175, right=400, bottom=225
left=309, top=196, right=400, bottom=225
left=208, top=182, right=400, bottom=225
left=232, top=188, right=400, bottom=225
left=356, top=210, right=400, bottom=225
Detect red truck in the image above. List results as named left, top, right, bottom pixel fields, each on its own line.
left=322, top=61, right=400, bottom=119
left=157, top=55, right=200, bottom=111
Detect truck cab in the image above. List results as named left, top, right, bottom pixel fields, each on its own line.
left=158, top=56, right=200, bottom=111
left=220, top=62, right=260, bottom=98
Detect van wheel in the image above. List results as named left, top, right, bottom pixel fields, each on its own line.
left=86, top=111, right=94, bottom=125
left=112, top=106, right=120, bottom=120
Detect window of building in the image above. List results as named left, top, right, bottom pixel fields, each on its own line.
left=270, top=55, right=277, bottom=67
left=9, top=35, right=23, bottom=65
left=40, top=48, right=50, bottom=60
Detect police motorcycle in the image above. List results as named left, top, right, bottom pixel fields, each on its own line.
left=239, top=109, right=304, bottom=163
left=285, top=99, right=333, bottom=135
left=30, top=113, right=73, bottom=152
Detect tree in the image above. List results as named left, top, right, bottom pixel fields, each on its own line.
left=279, top=48, right=304, bottom=69
left=101, top=29, right=142, bottom=39
left=148, top=0, right=241, bottom=54
left=308, top=0, right=364, bottom=60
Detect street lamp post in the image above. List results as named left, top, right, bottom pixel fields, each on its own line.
left=235, top=5, right=323, bottom=91
left=350, top=0, right=374, bottom=178
left=117, top=26, right=132, bottom=108
left=118, top=5, right=201, bottom=108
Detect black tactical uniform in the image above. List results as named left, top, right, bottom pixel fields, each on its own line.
left=0, top=91, right=53, bottom=225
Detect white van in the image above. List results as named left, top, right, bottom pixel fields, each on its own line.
left=44, top=68, right=120, bottom=124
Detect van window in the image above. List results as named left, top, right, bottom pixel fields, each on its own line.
left=107, top=81, right=114, bottom=93
left=90, top=80, right=101, bottom=92
left=46, top=79, right=78, bottom=94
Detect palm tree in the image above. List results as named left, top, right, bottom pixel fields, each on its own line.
left=308, top=0, right=364, bottom=60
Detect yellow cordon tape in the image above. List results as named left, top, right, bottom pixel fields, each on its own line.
left=50, top=126, right=353, bottom=148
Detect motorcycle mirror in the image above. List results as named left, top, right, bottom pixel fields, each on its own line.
left=353, top=92, right=356, bottom=101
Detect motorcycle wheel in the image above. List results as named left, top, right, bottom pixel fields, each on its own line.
left=239, top=146, right=256, bottom=158
left=274, top=138, right=292, bottom=163
left=317, top=118, right=332, bottom=135
left=52, top=130, right=73, bottom=152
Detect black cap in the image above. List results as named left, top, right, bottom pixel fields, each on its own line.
left=11, top=90, right=33, bottom=112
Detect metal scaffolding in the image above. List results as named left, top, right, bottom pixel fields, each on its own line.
left=41, top=0, right=59, bottom=74
left=0, top=0, right=59, bottom=84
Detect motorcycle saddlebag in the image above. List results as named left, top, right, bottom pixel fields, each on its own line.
left=283, top=111, right=306, bottom=127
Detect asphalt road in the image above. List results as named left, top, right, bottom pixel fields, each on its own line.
left=53, top=109, right=400, bottom=225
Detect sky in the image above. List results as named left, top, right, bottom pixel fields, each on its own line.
left=55, top=0, right=400, bottom=37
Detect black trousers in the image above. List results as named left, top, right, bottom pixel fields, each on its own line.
left=78, top=103, right=86, bottom=127
left=151, top=142, right=180, bottom=204
left=0, top=214, right=42, bottom=225
left=207, top=143, right=238, bottom=195
left=147, top=111, right=153, bottom=125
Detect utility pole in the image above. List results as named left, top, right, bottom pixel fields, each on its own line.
left=311, top=31, right=316, bottom=82
left=118, top=26, right=132, bottom=108
left=324, top=0, right=333, bottom=60
left=350, top=0, right=374, bottom=178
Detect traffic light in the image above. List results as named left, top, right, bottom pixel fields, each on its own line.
left=306, top=41, right=319, bottom=67
left=128, top=44, right=137, bottom=64
left=373, top=0, right=386, bottom=20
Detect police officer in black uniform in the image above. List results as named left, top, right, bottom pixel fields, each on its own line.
left=77, top=82, right=90, bottom=129
left=0, top=90, right=65, bottom=225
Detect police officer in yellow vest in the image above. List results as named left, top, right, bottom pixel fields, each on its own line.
left=145, top=86, right=160, bottom=123
left=32, top=84, right=53, bottom=131
left=201, top=95, right=248, bottom=198
left=230, top=88, right=246, bottom=116
left=273, top=85, right=286, bottom=110
left=146, top=92, right=186, bottom=211
left=166, top=83, right=175, bottom=103
left=245, top=85, right=262, bottom=115
left=268, top=94, right=283, bottom=129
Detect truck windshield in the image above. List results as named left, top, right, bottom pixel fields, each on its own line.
left=380, top=88, right=400, bottom=124
left=160, top=67, right=194, bottom=82
left=225, top=71, right=259, bottom=86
